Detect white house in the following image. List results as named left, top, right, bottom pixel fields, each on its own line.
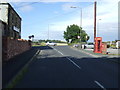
left=116, top=41, right=120, bottom=49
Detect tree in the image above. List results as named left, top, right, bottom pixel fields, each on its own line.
left=63, top=24, right=90, bottom=43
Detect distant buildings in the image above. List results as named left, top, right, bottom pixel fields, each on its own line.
left=0, top=3, right=22, bottom=39
left=105, top=40, right=120, bottom=49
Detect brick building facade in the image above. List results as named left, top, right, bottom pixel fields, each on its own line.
left=0, top=3, right=21, bottom=39
left=0, top=3, right=32, bottom=61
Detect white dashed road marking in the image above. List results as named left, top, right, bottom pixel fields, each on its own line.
left=66, top=57, right=81, bottom=69
left=52, top=46, right=81, bottom=69
left=51, top=46, right=107, bottom=89
left=94, top=81, right=106, bottom=90
left=54, top=48, right=64, bottom=56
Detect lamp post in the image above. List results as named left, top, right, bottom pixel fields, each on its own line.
left=48, top=24, right=54, bottom=41
left=70, top=6, right=82, bottom=27
left=70, top=6, right=82, bottom=48
left=48, top=24, right=49, bottom=41
left=97, top=19, right=101, bottom=37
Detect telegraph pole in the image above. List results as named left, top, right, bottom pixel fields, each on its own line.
left=94, top=1, right=97, bottom=52
left=80, top=8, right=82, bottom=27
left=94, top=1, right=97, bottom=42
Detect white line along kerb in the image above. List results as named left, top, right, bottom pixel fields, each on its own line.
left=52, top=46, right=81, bottom=69
left=94, top=81, right=106, bottom=90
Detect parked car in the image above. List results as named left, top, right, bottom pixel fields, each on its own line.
left=46, top=42, right=57, bottom=46
left=82, top=43, right=94, bottom=49
left=73, top=44, right=79, bottom=48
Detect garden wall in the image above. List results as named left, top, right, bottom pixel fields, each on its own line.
left=2, top=37, right=31, bottom=61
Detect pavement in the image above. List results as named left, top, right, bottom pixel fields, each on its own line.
left=83, top=48, right=120, bottom=55
left=70, top=46, right=120, bottom=63
left=2, top=47, right=39, bottom=88
left=107, top=48, right=120, bottom=55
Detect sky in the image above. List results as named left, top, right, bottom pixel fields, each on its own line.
left=3, top=0, right=119, bottom=42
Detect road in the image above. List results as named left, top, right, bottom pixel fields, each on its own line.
left=15, top=46, right=119, bottom=88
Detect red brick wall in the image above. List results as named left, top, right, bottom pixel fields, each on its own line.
left=2, top=37, right=31, bottom=61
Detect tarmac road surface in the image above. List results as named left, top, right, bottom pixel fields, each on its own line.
left=14, top=46, right=119, bottom=88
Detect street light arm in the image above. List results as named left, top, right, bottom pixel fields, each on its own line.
left=70, top=6, right=81, bottom=9
left=48, top=24, right=55, bottom=40
left=70, top=6, right=77, bottom=8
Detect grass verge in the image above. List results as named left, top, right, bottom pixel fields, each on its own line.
left=5, top=50, right=40, bottom=88
left=6, top=66, right=28, bottom=88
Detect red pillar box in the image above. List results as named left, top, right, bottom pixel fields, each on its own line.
left=94, top=37, right=102, bottom=53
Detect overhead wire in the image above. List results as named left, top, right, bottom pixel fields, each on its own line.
left=12, top=2, right=94, bottom=27
left=11, top=2, right=117, bottom=28
left=10, top=1, right=94, bottom=41
left=12, top=2, right=39, bottom=9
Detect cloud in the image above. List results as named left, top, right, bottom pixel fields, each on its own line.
left=54, top=11, right=59, bottom=14
left=48, top=0, right=118, bottom=41
left=8, top=0, right=119, bottom=41
left=83, top=1, right=118, bottom=41
left=10, top=2, right=34, bottom=12
left=25, top=30, right=65, bottom=41
left=40, top=0, right=78, bottom=3
left=50, top=17, right=80, bottom=31
left=5, top=0, right=87, bottom=3
left=19, top=4, right=34, bottom=12
left=49, top=30, right=65, bottom=40
left=6, top=0, right=119, bottom=3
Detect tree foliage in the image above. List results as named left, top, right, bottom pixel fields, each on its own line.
left=63, top=24, right=90, bottom=43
